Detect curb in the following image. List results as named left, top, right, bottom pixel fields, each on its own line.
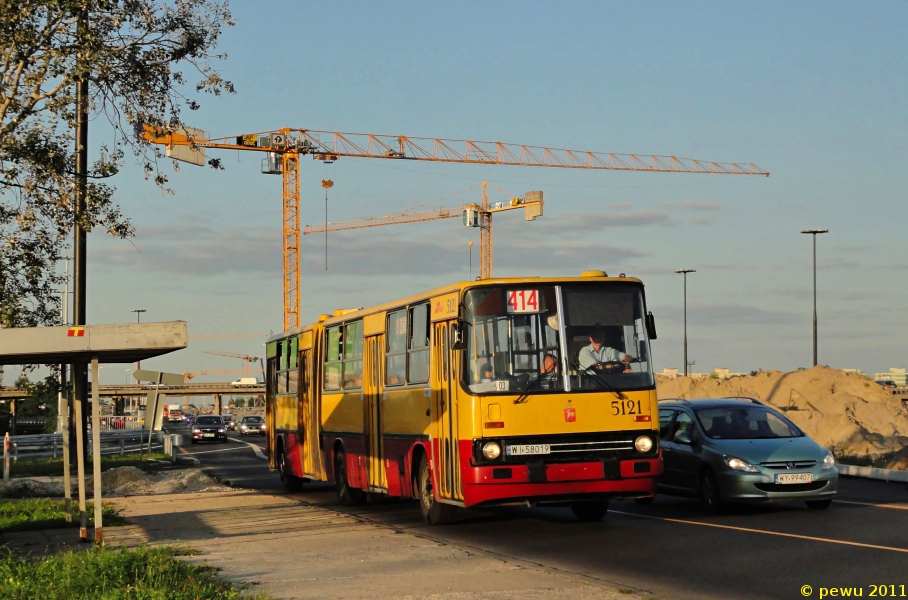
left=837, top=464, right=908, bottom=483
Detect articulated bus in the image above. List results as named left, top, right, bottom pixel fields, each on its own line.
left=265, top=270, right=662, bottom=524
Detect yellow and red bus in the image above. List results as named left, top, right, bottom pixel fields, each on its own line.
left=265, top=270, right=662, bottom=523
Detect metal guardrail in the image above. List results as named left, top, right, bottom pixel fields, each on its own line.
left=7, top=430, right=162, bottom=460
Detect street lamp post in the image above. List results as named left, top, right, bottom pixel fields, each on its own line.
left=675, top=269, right=696, bottom=377
left=801, top=229, right=828, bottom=367
left=131, top=309, right=146, bottom=369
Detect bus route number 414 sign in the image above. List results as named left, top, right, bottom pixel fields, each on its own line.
left=506, top=290, right=539, bottom=313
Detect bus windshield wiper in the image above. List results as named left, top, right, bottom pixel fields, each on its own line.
left=513, top=371, right=552, bottom=404
left=579, top=365, right=627, bottom=400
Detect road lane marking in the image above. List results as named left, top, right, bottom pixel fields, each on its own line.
left=836, top=500, right=908, bottom=511
left=610, top=510, right=908, bottom=554
left=185, top=446, right=256, bottom=456
left=227, top=437, right=267, bottom=460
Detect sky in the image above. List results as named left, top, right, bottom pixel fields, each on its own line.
left=17, top=0, right=908, bottom=384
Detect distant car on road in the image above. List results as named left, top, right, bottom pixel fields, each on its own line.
left=647, top=397, right=837, bottom=512
left=876, top=380, right=897, bottom=389
left=191, top=415, right=227, bottom=444
left=222, top=414, right=238, bottom=431
left=238, top=415, right=265, bottom=436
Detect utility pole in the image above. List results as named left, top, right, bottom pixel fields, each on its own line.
left=72, top=10, right=90, bottom=542
left=675, top=269, right=696, bottom=377
left=801, top=229, right=828, bottom=367
left=132, top=309, right=146, bottom=369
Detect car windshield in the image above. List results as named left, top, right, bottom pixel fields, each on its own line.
left=462, top=282, right=654, bottom=394
left=196, top=416, right=221, bottom=425
left=695, top=406, right=803, bottom=439
left=245, top=416, right=263, bottom=423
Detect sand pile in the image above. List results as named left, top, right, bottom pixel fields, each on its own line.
left=657, top=366, right=908, bottom=461
left=0, top=467, right=230, bottom=498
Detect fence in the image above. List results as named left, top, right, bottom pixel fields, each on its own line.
left=6, top=430, right=163, bottom=461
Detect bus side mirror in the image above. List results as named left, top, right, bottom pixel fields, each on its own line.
left=451, top=321, right=467, bottom=350
left=646, top=312, right=657, bottom=340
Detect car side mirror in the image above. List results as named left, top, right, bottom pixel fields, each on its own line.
left=690, top=430, right=702, bottom=446
left=646, top=312, right=657, bottom=340
left=451, top=321, right=467, bottom=350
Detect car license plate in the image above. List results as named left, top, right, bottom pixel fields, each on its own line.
left=775, top=473, right=812, bottom=484
left=203, top=433, right=215, bottom=438
left=506, top=444, right=551, bottom=456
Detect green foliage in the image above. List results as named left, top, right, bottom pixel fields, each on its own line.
left=0, top=545, right=272, bottom=599
left=749, top=370, right=759, bottom=376
left=10, top=452, right=170, bottom=477
left=0, top=498, right=123, bottom=532
left=709, top=373, right=719, bottom=379
left=234, top=398, right=245, bottom=408
left=0, top=0, right=234, bottom=329
left=0, top=374, right=59, bottom=435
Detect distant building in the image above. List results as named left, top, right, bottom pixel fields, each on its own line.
left=874, top=368, right=906, bottom=385
left=661, top=368, right=679, bottom=378
left=842, top=368, right=864, bottom=375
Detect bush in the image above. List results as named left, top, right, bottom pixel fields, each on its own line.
left=0, top=546, right=271, bottom=599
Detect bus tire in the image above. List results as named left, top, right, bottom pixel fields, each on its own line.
left=279, top=444, right=304, bottom=492
left=570, top=500, right=609, bottom=522
left=418, top=453, right=456, bottom=525
left=334, top=449, right=365, bottom=506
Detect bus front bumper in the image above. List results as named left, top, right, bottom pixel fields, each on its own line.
left=461, top=457, right=662, bottom=507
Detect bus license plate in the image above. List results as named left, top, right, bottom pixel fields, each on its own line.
left=506, top=444, right=551, bottom=456
left=775, top=473, right=812, bottom=484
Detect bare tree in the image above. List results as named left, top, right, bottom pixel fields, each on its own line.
left=0, top=0, right=234, bottom=327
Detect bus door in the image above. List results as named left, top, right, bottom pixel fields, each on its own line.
left=433, top=321, right=462, bottom=502
left=298, top=349, right=315, bottom=477
left=364, top=334, right=386, bottom=491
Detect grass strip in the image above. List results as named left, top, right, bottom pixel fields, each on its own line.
left=0, top=545, right=271, bottom=599
left=10, top=453, right=171, bottom=478
left=0, top=498, right=124, bottom=533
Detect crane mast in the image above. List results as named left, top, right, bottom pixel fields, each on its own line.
left=143, top=125, right=768, bottom=330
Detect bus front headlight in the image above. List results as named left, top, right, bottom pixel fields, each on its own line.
left=634, top=435, right=654, bottom=453
left=482, top=442, right=501, bottom=460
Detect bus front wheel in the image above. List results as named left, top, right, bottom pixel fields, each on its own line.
left=418, top=454, right=456, bottom=525
left=334, top=450, right=365, bottom=506
left=570, top=500, right=609, bottom=522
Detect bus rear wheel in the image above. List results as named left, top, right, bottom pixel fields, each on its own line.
left=418, top=454, right=456, bottom=525
left=334, top=450, right=365, bottom=506
left=570, top=500, right=609, bottom=522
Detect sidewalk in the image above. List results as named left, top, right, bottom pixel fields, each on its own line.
left=3, top=489, right=647, bottom=600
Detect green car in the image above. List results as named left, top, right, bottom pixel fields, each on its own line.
left=648, top=397, right=837, bottom=511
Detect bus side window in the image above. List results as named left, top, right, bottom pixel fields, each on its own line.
left=324, top=327, right=342, bottom=390
left=386, top=309, right=407, bottom=385
left=408, top=303, right=430, bottom=384
left=343, top=321, right=363, bottom=389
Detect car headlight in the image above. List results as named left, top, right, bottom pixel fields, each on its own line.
left=192, top=428, right=200, bottom=433
left=218, top=428, right=225, bottom=433
left=482, top=441, right=501, bottom=460
left=634, top=435, right=654, bottom=453
left=241, top=425, right=247, bottom=430
left=724, top=456, right=760, bottom=472
left=822, top=450, right=835, bottom=470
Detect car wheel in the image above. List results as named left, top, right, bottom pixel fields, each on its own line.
left=418, top=453, right=456, bottom=525
left=634, top=495, right=655, bottom=505
left=806, top=499, right=832, bottom=510
left=279, top=446, right=304, bottom=492
left=334, top=450, right=365, bottom=506
left=191, top=439, right=197, bottom=445
left=699, top=470, right=722, bottom=513
left=570, top=500, right=609, bottom=521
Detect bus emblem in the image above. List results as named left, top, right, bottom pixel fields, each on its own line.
left=564, top=408, right=576, bottom=422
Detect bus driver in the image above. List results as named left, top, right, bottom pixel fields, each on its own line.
left=578, top=327, right=632, bottom=373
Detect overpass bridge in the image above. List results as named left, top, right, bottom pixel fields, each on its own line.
left=0, top=382, right=264, bottom=401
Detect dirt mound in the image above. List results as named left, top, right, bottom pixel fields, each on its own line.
left=884, top=447, right=908, bottom=470
left=86, top=467, right=230, bottom=496
left=0, top=478, right=64, bottom=498
left=657, top=366, right=908, bottom=461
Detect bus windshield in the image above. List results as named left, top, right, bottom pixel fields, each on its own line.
left=462, top=283, right=654, bottom=395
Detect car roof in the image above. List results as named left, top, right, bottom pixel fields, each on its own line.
left=658, top=397, right=767, bottom=410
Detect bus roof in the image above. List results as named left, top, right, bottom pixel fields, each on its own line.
left=268, top=273, right=643, bottom=343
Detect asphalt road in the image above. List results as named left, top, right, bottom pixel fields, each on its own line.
left=166, top=421, right=908, bottom=600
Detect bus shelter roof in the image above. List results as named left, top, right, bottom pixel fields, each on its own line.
left=0, top=321, right=187, bottom=365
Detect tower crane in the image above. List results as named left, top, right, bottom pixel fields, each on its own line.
left=142, top=124, right=769, bottom=331
left=182, top=367, right=264, bottom=381
left=189, top=332, right=267, bottom=342
left=202, top=350, right=264, bottom=379
left=303, top=182, right=542, bottom=279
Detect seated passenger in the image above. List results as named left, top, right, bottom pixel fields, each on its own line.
left=578, top=327, right=632, bottom=373
left=540, top=354, right=557, bottom=374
